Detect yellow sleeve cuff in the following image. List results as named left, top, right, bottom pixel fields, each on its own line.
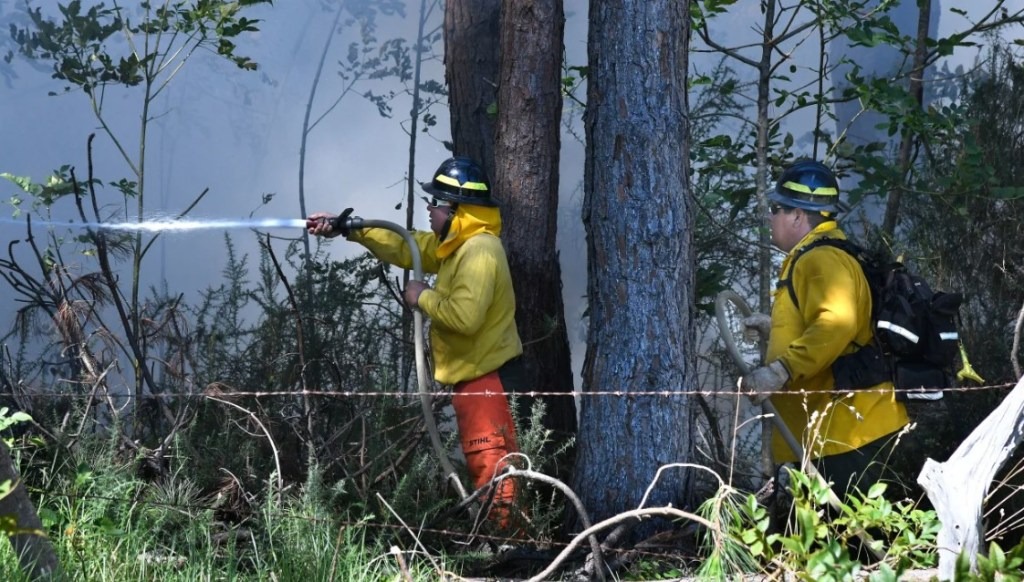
left=417, top=288, right=439, bottom=314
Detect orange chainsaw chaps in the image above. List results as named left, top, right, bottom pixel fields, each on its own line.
left=452, top=370, right=519, bottom=524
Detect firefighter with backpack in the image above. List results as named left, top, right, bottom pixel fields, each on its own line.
left=739, top=160, right=910, bottom=500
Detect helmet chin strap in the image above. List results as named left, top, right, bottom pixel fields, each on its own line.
left=438, top=206, right=457, bottom=240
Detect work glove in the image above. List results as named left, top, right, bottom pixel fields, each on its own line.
left=740, top=360, right=789, bottom=405
left=741, top=313, right=773, bottom=342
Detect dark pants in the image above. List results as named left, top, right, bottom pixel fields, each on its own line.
left=810, top=434, right=903, bottom=563
left=814, top=433, right=900, bottom=501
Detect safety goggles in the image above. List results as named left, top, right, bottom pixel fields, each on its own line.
left=422, top=196, right=454, bottom=208
left=769, top=202, right=793, bottom=215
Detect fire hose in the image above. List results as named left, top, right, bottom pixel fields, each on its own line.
left=714, top=290, right=806, bottom=459
left=714, top=290, right=883, bottom=558
left=332, top=215, right=470, bottom=503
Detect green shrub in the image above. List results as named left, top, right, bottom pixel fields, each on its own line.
left=703, top=468, right=939, bottom=580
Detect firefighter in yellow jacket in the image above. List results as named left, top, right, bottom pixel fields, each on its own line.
left=306, top=157, right=523, bottom=527
left=740, top=160, right=910, bottom=499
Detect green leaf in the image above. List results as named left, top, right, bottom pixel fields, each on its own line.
left=991, top=186, right=1024, bottom=199
left=866, top=482, right=887, bottom=499
left=988, top=541, right=1006, bottom=571
left=689, top=74, right=712, bottom=88
left=0, top=410, right=32, bottom=432
left=1, top=173, right=40, bottom=194
left=701, top=134, right=733, bottom=148
left=796, top=506, right=816, bottom=551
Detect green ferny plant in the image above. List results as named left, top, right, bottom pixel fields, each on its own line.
left=0, top=407, right=32, bottom=442
left=714, top=468, right=939, bottom=581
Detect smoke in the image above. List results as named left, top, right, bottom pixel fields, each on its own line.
left=1, top=0, right=1018, bottom=390
left=0, top=1, right=446, bottom=303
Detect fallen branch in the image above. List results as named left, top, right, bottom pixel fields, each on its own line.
left=525, top=506, right=718, bottom=582
left=919, top=374, right=1024, bottom=579
left=206, top=394, right=284, bottom=503
left=376, top=492, right=445, bottom=578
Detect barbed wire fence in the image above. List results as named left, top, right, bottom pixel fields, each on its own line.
left=3, top=376, right=1022, bottom=578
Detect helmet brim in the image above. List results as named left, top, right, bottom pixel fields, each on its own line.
left=768, top=189, right=847, bottom=213
left=418, top=180, right=499, bottom=207
left=419, top=180, right=445, bottom=197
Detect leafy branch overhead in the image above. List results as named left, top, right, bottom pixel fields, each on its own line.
left=10, top=0, right=269, bottom=96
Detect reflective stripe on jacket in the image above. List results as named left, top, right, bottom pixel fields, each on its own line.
left=766, top=221, right=909, bottom=463
left=351, top=225, right=523, bottom=385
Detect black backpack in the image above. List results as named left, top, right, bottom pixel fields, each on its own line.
left=781, top=238, right=963, bottom=401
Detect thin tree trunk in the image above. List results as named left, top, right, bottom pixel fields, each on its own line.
left=398, top=0, right=436, bottom=394
left=298, top=3, right=345, bottom=267
left=295, top=1, right=345, bottom=463
left=755, top=0, right=778, bottom=482
left=881, top=0, right=931, bottom=238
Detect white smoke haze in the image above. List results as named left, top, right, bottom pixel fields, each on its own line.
left=0, top=0, right=1020, bottom=390
left=0, top=1, right=447, bottom=298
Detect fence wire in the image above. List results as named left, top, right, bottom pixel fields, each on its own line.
left=4, top=381, right=1017, bottom=400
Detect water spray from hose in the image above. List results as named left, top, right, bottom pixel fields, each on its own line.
left=0, top=216, right=309, bottom=233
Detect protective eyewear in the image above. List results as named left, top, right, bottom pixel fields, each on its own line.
left=422, top=196, right=453, bottom=208
left=769, top=202, right=792, bottom=215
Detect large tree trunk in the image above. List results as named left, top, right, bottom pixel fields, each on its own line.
left=0, top=440, right=63, bottom=580
left=574, top=0, right=695, bottom=536
left=494, top=1, right=577, bottom=454
left=446, top=0, right=578, bottom=447
left=443, top=0, right=500, bottom=175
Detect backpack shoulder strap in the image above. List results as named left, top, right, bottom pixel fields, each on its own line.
left=778, top=238, right=862, bottom=311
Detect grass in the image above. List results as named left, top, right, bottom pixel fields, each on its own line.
left=0, top=495, right=435, bottom=581
left=0, top=442, right=444, bottom=581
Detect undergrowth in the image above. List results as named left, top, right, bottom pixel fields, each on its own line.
left=1, top=435, right=434, bottom=581
left=6, top=432, right=1024, bottom=580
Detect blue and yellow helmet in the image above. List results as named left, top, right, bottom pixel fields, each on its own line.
left=769, top=160, right=845, bottom=214
left=420, top=156, right=497, bottom=207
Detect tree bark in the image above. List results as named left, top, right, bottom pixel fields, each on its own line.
left=443, top=0, right=500, bottom=174
left=753, top=0, right=779, bottom=482
left=494, top=0, right=578, bottom=451
left=0, top=440, right=63, bottom=580
left=575, top=0, right=695, bottom=536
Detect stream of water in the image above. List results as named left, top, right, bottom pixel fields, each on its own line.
left=0, top=217, right=309, bottom=233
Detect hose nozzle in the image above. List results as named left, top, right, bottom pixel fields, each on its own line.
left=326, top=209, right=362, bottom=236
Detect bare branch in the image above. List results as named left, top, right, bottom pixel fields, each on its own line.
left=206, top=393, right=284, bottom=502
left=1013, top=299, right=1024, bottom=379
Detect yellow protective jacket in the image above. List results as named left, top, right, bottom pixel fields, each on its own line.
left=349, top=205, right=523, bottom=385
left=767, top=221, right=909, bottom=463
